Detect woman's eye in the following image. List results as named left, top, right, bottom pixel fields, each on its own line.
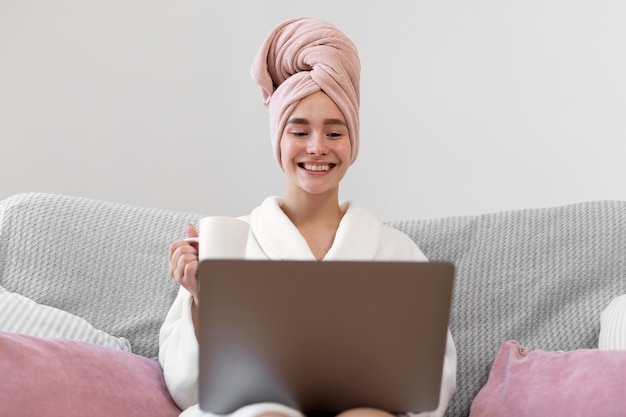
left=327, top=132, right=343, bottom=139
left=290, top=131, right=308, bottom=137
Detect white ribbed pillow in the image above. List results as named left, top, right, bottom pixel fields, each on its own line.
left=599, top=294, right=626, bottom=350
left=0, top=285, right=131, bottom=351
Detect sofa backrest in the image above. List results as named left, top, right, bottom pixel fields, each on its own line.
left=388, top=201, right=626, bottom=416
left=2, top=192, right=625, bottom=417
left=0, top=192, right=201, bottom=358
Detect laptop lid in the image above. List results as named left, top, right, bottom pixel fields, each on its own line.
left=198, top=259, right=454, bottom=415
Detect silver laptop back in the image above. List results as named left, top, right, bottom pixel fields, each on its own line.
left=198, top=259, right=454, bottom=414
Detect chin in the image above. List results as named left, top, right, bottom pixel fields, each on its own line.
left=299, top=184, right=340, bottom=196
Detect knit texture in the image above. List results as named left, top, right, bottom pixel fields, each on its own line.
left=387, top=201, right=626, bottom=417
left=0, top=192, right=201, bottom=357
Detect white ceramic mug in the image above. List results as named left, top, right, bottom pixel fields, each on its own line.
left=187, top=216, right=249, bottom=260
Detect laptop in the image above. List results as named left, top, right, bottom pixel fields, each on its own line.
left=197, top=259, right=454, bottom=415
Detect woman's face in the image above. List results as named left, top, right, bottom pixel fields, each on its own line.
left=280, top=91, right=352, bottom=198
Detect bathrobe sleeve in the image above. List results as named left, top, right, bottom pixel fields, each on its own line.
left=159, top=215, right=252, bottom=411
left=159, top=286, right=200, bottom=410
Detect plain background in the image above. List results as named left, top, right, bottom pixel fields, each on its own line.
left=1, top=0, right=625, bottom=221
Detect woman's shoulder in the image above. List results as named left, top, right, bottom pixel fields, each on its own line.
left=378, top=225, right=428, bottom=261
left=342, top=201, right=427, bottom=261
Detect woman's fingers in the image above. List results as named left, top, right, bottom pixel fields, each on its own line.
left=168, top=223, right=201, bottom=299
left=186, top=223, right=199, bottom=239
left=169, top=240, right=199, bottom=291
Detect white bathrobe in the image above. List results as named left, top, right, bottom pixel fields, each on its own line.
left=159, top=197, right=456, bottom=417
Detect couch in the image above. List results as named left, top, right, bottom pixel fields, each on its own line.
left=1, top=192, right=625, bottom=417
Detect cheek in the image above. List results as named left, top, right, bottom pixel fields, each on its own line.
left=279, top=137, right=296, bottom=169
left=337, top=140, right=352, bottom=162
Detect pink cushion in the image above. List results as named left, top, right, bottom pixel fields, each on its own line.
left=469, top=340, right=626, bottom=417
left=0, top=331, right=181, bottom=417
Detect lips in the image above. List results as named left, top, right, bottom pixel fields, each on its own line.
left=299, top=163, right=334, bottom=172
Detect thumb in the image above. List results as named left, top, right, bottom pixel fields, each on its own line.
left=186, top=223, right=199, bottom=238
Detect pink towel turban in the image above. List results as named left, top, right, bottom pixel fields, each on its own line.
left=251, top=17, right=361, bottom=168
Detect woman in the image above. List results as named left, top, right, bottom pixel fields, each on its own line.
left=159, top=16, right=456, bottom=417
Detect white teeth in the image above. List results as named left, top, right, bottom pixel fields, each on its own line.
left=303, top=164, right=330, bottom=172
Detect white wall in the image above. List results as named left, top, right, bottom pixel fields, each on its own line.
left=1, top=0, right=625, bottom=221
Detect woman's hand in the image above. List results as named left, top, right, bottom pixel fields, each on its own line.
left=168, top=224, right=200, bottom=304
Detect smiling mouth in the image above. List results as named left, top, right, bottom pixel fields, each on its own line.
left=299, top=163, right=334, bottom=172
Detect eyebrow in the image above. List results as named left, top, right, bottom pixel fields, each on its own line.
left=286, top=118, right=347, bottom=126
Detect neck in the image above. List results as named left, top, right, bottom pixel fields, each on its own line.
left=280, top=188, right=343, bottom=228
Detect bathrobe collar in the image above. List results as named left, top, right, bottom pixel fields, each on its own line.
left=250, top=196, right=381, bottom=260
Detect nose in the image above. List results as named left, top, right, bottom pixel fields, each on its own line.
left=306, top=132, right=328, bottom=155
